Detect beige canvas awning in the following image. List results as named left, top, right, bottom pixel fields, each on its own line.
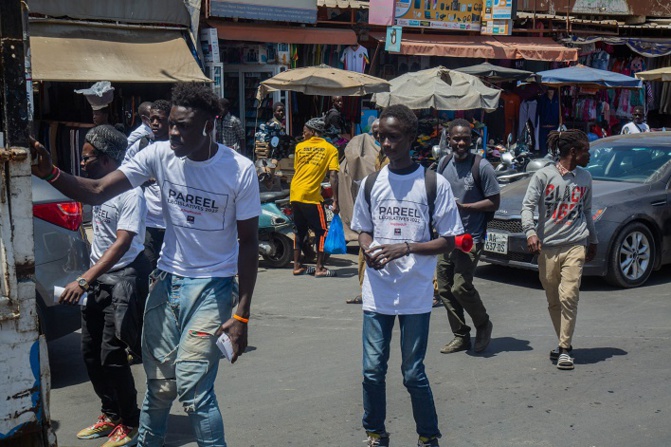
left=29, top=22, right=211, bottom=83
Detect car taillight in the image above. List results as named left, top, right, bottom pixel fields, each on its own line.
left=33, top=202, right=83, bottom=231
left=281, top=206, right=293, bottom=218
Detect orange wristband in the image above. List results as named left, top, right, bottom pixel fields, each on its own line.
left=233, top=314, right=249, bottom=324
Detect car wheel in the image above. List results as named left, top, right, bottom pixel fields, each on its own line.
left=606, top=222, right=655, bottom=288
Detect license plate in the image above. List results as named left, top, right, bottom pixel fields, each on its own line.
left=484, top=232, right=508, bottom=255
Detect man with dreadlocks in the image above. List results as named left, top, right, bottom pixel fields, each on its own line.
left=521, top=129, right=598, bottom=371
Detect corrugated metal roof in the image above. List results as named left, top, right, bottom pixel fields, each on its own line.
left=517, top=11, right=671, bottom=29
left=317, top=0, right=368, bottom=9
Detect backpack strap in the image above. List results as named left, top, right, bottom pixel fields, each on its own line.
left=471, top=153, right=483, bottom=196
left=424, top=167, right=437, bottom=238
left=139, top=136, right=150, bottom=151
left=364, top=170, right=382, bottom=215
left=436, top=153, right=453, bottom=176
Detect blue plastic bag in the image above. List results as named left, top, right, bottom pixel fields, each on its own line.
left=324, top=213, right=347, bottom=254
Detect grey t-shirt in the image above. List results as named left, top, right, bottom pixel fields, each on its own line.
left=439, top=155, right=500, bottom=243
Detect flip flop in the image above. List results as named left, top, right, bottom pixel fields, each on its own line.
left=314, top=269, right=337, bottom=278
left=293, top=266, right=316, bottom=276
left=346, top=294, right=362, bottom=304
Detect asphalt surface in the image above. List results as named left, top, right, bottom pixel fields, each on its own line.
left=48, top=247, right=671, bottom=447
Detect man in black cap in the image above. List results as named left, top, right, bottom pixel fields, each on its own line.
left=290, top=118, right=340, bottom=277
left=56, top=124, right=151, bottom=447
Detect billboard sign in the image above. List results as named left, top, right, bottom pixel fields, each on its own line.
left=394, top=0, right=483, bottom=31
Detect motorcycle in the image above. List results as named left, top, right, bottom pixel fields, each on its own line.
left=258, top=189, right=295, bottom=268
left=495, top=133, right=553, bottom=184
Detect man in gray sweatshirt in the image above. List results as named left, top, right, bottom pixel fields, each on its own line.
left=521, top=129, right=598, bottom=370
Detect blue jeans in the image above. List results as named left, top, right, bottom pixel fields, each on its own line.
left=362, top=311, right=441, bottom=439
left=137, top=271, right=233, bottom=447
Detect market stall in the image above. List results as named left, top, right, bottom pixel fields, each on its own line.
left=536, top=64, right=642, bottom=144
left=371, top=66, right=501, bottom=162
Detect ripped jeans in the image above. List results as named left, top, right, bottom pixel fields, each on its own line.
left=137, top=271, right=233, bottom=447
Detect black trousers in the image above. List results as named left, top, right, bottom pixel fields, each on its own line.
left=81, top=252, right=151, bottom=427
left=143, top=226, right=165, bottom=271
left=292, top=202, right=328, bottom=252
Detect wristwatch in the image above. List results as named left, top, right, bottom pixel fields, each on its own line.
left=76, top=277, right=90, bottom=291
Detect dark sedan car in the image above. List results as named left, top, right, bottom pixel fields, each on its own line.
left=481, top=133, right=671, bottom=288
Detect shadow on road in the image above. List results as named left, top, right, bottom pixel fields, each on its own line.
left=164, top=414, right=195, bottom=447
left=476, top=264, right=542, bottom=289
left=468, top=336, right=533, bottom=358
left=573, top=347, right=628, bottom=365
left=48, top=332, right=89, bottom=389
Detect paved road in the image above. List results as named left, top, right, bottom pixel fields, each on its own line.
left=48, top=249, right=671, bottom=447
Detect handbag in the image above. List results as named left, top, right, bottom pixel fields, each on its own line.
left=324, top=213, right=347, bottom=254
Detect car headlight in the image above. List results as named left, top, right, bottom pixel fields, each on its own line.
left=592, top=207, right=607, bottom=222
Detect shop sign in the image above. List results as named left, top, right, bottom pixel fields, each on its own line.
left=210, top=0, right=317, bottom=24
left=483, top=0, right=515, bottom=20
left=481, top=19, right=512, bottom=35
left=394, top=0, right=483, bottom=31
left=385, top=26, right=402, bottom=52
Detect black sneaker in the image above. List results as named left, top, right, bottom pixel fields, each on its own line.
left=366, top=432, right=390, bottom=447
left=549, top=345, right=573, bottom=361
left=418, top=435, right=440, bottom=446
left=474, top=320, right=493, bottom=353
left=440, top=336, right=471, bottom=354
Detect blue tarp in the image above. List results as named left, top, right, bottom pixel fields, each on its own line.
left=537, top=65, right=642, bottom=89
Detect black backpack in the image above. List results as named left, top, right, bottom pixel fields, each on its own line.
left=436, top=153, right=496, bottom=223
left=363, top=166, right=438, bottom=238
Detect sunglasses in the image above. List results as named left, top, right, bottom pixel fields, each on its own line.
left=633, top=113, right=643, bottom=117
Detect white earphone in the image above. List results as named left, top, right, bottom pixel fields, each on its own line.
left=202, top=122, right=208, bottom=137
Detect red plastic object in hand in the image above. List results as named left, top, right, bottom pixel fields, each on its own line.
left=455, top=234, right=473, bottom=253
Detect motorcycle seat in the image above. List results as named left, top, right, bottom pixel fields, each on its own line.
left=260, top=190, right=290, bottom=203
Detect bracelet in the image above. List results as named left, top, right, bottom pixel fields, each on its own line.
left=42, top=165, right=58, bottom=181
left=233, top=314, right=249, bottom=324
left=47, top=167, right=61, bottom=184
left=404, top=241, right=411, bottom=256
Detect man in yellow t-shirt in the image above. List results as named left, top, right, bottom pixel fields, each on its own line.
left=290, top=118, right=340, bottom=278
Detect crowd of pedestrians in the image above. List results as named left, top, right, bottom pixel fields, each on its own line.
left=30, top=83, right=596, bottom=447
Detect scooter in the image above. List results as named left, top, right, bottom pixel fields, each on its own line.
left=258, top=190, right=295, bottom=268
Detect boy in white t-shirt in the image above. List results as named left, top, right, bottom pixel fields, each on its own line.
left=621, top=105, right=651, bottom=134
left=31, top=83, right=261, bottom=447
left=57, top=125, right=151, bottom=447
left=351, top=105, right=463, bottom=447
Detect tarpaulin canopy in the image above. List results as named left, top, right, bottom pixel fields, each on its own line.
left=635, top=67, right=671, bottom=82
left=30, top=22, right=211, bottom=83
left=454, top=62, right=541, bottom=83
left=256, top=64, right=390, bottom=100
left=370, top=33, right=578, bottom=62
left=371, top=66, right=501, bottom=111
left=537, top=64, right=642, bottom=89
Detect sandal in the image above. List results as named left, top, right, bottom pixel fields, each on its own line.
left=314, top=269, right=337, bottom=278
left=346, top=294, right=363, bottom=304
left=293, top=266, right=316, bottom=276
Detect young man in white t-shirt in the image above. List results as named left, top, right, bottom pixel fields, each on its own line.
left=351, top=105, right=464, bottom=447
left=57, top=125, right=151, bottom=447
left=31, top=83, right=261, bottom=447
left=122, top=99, right=172, bottom=271
left=621, top=105, right=651, bottom=134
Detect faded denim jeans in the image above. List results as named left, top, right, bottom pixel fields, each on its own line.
left=137, top=271, right=233, bottom=447
left=362, top=311, right=441, bottom=440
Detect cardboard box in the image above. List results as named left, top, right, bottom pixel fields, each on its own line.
left=200, top=28, right=221, bottom=63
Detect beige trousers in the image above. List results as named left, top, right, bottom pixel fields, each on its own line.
left=537, top=244, right=586, bottom=349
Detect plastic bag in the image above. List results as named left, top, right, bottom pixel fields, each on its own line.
left=324, top=213, right=347, bottom=254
